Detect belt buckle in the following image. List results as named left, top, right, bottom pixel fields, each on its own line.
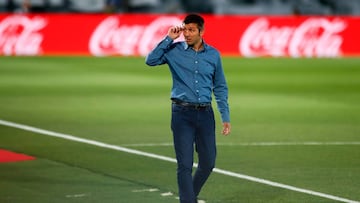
left=195, top=103, right=207, bottom=110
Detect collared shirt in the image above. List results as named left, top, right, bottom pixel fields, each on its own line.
left=145, top=36, right=230, bottom=122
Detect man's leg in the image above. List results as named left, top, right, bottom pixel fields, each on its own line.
left=193, top=107, right=216, bottom=198
left=171, top=104, right=197, bottom=203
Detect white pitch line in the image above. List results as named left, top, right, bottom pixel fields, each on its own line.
left=217, top=142, right=360, bottom=146
left=132, top=188, right=159, bottom=193
left=122, top=141, right=360, bottom=147
left=0, top=119, right=359, bottom=203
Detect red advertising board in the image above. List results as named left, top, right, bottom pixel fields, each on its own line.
left=0, top=13, right=359, bottom=57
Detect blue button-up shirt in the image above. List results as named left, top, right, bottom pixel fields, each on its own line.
left=145, top=36, right=230, bottom=122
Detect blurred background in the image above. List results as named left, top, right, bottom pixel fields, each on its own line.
left=1, top=0, right=360, bottom=15
left=1, top=0, right=360, bottom=203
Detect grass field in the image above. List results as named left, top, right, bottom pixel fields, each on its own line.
left=0, top=56, right=359, bottom=203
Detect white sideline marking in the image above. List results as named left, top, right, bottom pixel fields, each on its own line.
left=66, top=193, right=88, bottom=198
left=160, top=192, right=174, bottom=197
left=0, top=119, right=359, bottom=203
left=132, top=188, right=159, bottom=193
left=122, top=141, right=360, bottom=147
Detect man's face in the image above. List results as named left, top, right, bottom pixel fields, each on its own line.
left=183, top=23, right=203, bottom=46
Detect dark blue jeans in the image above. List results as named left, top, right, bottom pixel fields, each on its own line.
left=171, top=103, right=216, bottom=203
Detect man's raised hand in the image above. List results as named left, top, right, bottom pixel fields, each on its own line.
left=168, top=26, right=183, bottom=40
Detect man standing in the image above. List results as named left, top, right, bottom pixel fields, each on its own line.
left=145, top=14, right=231, bottom=203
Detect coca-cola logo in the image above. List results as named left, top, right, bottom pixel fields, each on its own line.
left=90, top=16, right=183, bottom=56
left=0, top=15, right=47, bottom=56
left=240, top=18, right=347, bottom=57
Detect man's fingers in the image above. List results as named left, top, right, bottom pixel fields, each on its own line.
left=222, top=123, right=231, bottom=136
left=171, top=26, right=183, bottom=33
left=222, top=127, right=230, bottom=135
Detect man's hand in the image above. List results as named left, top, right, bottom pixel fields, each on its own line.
left=222, top=122, right=231, bottom=136
left=168, top=26, right=183, bottom=40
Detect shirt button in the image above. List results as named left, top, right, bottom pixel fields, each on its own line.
left=195, top=61, right=198, bottom=64
left=195, top=70, right=198, bottom=74
left=198, top=98, right=201, bottom=101
left=195, top=80, right=198, bottom=83
left=196, top=90, right=199, bottom=93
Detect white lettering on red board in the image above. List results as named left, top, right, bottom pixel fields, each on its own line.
left=0, top=15, right=46, bottom=56
left=240, top=18, right=347, bottom=57
left=90, top=16, right=183, bottom=56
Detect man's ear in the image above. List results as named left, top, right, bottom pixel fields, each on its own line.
left=199, top=28, right=204, bottom=37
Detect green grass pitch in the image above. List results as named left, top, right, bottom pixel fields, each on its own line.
left=0, top=56, right=359, bottom=203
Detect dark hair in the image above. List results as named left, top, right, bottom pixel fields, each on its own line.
left=183, top=14, right=204, bottom=31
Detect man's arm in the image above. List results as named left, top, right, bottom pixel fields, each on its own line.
left=145, top=36, right=171, bottom=66
left=213, top=54, right=231, bottom=136
left=145, top=26, right=183, bottom=66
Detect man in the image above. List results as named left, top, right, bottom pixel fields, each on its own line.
left=145, top=14, right=230, bottom=203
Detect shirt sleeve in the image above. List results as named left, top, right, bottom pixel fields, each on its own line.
left=145, top=36, right=173, bottom=66
left=213, top=54, right=230, bottom=123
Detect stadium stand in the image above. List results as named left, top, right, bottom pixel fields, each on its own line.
left=0, top=0, right=360, bottom=15
left=180, top=0, right=215, bottom=14
left=1, top=0, right=69, bottom=13
left=67, top=0, right=104, bottom=13
left=125, top=0, right=161, bottom=13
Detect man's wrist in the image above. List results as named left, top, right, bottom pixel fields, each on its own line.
left=166, top=35, right=176, bottom=41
